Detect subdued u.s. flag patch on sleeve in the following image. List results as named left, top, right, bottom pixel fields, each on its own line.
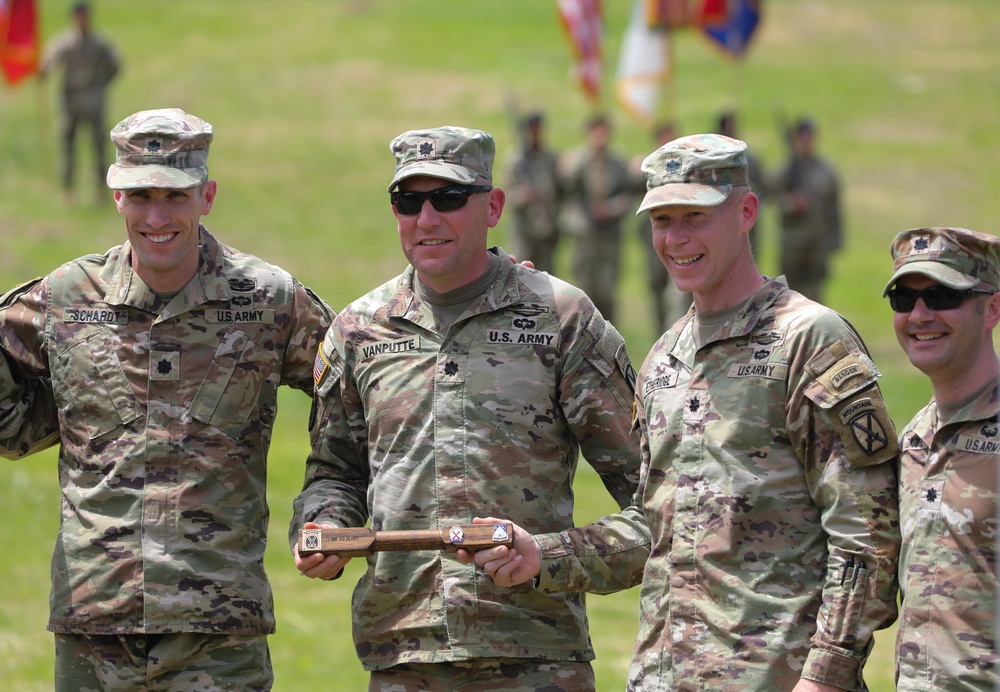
left=313, top=341, right=329, bottom=386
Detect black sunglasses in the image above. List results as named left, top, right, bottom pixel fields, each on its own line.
left=886, top=285, right=996, bottom=312
left=391, top=185, right=492, bottom=215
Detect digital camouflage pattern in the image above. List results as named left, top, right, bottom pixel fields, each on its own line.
left=635, top=133, right=749, bottom=214
left=884, top=226, right=1000, bottom=294
left=895, top=374, right=999, bottom=690
left=106, top=108, right=213, bottom=190
left=627, top=278, right=900, bottom=691
left=0, top=227, right=331, bottom=635
left=387, top=125, right=494, bottom=192
left=293, top=248, right=641, bottom=671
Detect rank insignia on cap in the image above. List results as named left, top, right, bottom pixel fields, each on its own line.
left=665, top=159, right=681, bottom=173
left=146, top=139, right=161, bottom=153
left=912, top=236, right=930, bottom=253
left=418, top=140, right=435, bottom=157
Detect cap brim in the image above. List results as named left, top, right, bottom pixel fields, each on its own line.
left=107, top=164, right=207, bottom=190
left=635, top=184, right=731, bottom=215
left=387, top=162, right=480, bottom=192
left=881, top=262, right=979, bottom=296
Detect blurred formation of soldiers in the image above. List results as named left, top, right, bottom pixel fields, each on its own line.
left=503, top=111, right=563, bottom=274
left=499, top=109, right=846, bottom=336
left=630, top=120, right=691, bottom=333
left=717, top=110, right=768, bottom=252
left=558, top=114, right=633, bottom=324
left=775, top=118, right=843, bottom=303
left=40, top=1, right=121, bottom=203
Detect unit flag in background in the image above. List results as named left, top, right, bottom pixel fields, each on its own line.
left=556, top=0, right=603, bottom=102
left=701, top=0, right=760, bottom=56
left=614, top=0, right=671, bottom=128
left=0, top=0, right=39, bottom=86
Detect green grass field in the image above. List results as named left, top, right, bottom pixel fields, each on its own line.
left=2, top=0, right=998, bottom=688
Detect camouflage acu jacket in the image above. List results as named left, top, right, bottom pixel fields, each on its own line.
left=0, top=227, right=331, bottom=635
left=628, top=277, right=900, bottom=691
left=896, top=374, right=999, bottom=691
left=294, top=248, right=641, bottom=671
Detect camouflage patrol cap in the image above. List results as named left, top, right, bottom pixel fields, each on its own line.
left=387, top=126, right=494, bottom=192
left=883, top=227, right=1000, bottom=295
left=106, top=108, right=213, bottom=190
left=635, top=133, right=749, bottom=214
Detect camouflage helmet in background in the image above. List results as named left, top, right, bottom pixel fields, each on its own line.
left=106, top=108, right=213, bottom=190
left=387, top=126, right=494, bottom=192
left=636, top=133, right=749, bottom=214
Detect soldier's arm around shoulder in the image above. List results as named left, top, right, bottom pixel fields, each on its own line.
left=280, top=281, right=335, bottom=394
left=0, top=278, right=60, bottom=458
left=289, top=318, right=369, bottom=552
left=528, top=300, right=649, bottom=593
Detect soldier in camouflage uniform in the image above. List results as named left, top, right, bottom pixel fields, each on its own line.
left=503, top=111, right=563, bottom=275
left=558, top=114, right=634, bottom=323
left=471, top=134, right=901, bottom=691
left=883, top=227, right=1000, bottom=690
left=0, top=108, right=332, bottom=691
left=292, top=125, right=642, bottom=691
left=776, top=118, right=842, bottom=304
left=40, top=2, right=120, bottom=202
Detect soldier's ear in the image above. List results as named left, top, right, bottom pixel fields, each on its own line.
left=985, top=290, right=1000, bottom=331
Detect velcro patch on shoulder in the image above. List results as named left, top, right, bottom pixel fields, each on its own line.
left=616, top=342, right=637, bottom=393
left=0, top=277, right=43, bottom=310
left=584, top=312, right=622, bottom=379
left=805, top=342, right=879, bottom=407
left=805, top=339, right=850, bottom=378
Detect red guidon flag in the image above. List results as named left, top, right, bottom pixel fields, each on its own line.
left=557, top=0, right=603, bottom=102
left=1, top=0, right=39, bottom=86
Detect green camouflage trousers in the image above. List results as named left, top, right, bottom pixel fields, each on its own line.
left=369, top=659, right=595, bottom=692
left=54, top=633, right=272, bottom=691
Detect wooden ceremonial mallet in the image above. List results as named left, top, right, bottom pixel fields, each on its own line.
left=298, top=523, right=513, bottom=557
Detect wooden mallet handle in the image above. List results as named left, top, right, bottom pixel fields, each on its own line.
left=299, top=523, right=513, bottom=557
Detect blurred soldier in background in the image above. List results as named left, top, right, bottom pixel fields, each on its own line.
left=631, top=120, right=690, bottom=333
left=503, top=111, right=563, bottom=275
left=883, top=227, right=1000, bottom=690
left=40, top=1, right=120, bottom=204
left=776, top=118, right=842, bottom=303
left=717, top=110, right=767, bottom=252
left=558, top=114, right=633, bottom=323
